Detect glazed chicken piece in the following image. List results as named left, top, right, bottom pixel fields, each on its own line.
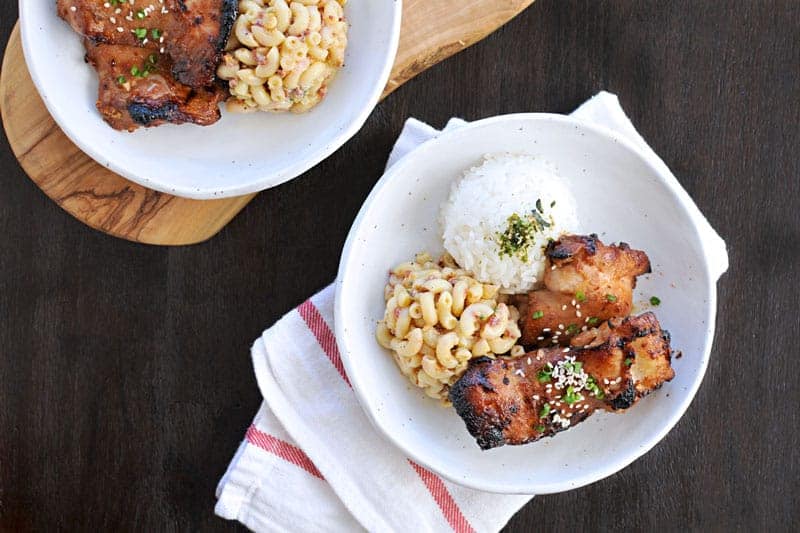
left=85, top=42, right=225, bottom=131
left=519, top=234, right=651, bottom=346
left=58, top=0, right=237, bottom=88
left=449, top=312, right=675, bottom=450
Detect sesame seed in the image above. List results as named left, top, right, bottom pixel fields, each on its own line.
left=561, top=304, right=568, bottom=311
left=576, top=304, right=581, bottom=309
left=558, top=324, right=564, bottom=330
left=515, top=369, right=526, bottom=378
left=581, top=326, right=588, bottom=332
left=117, top=26, right=124, bottom=32
left=537, top=336, right=544, bottom=340
left=532, top=394, right=540, bottom=400
left=70, top=6, right=78, bottom=11
left=571, top=299, right=576, bottom=306
left=551, top=339, right=559, bottom=344
left=576, top=310, right=582, bottom=317
left=543, top=328, right=551, bottom=332
left=562, top=347, right=570, bottom=352
left=527, top=357, right=532, bottom=364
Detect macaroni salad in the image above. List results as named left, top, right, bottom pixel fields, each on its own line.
left=376, top=253, right=524, bottom=403
left=218, top=0, right=348, bottom=113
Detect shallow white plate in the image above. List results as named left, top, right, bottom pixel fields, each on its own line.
left=19, top=1, right=401, bottom=199
left=335, top=114, right=726, bottom=494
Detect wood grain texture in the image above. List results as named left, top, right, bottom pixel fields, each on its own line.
left=0, top=0, right=798, bottom=532
left=0, top=0, right=533, bottom=246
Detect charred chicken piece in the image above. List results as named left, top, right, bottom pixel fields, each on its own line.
left=58, top=0, right=237, bottom=88
left=519, top=234, right=651, bottom=346
left=86, top=42, right=225, bottom=131
left=449, top=312, right=674, bottom=450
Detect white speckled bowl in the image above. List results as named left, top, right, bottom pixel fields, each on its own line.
left=335, top=114, right=728, bottom=494
left=19, top=0, right=402, bottom=199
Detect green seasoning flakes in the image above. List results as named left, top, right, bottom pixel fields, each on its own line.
left=575, top=290, right=586, bottom=302
left=566, top=323, right=579, bottom=335
left=496, top=199, right=555, bottom=262
left=532, top=310, right=544, bottom=320
left=587, top=316, right=599, bottom=326
left=650, top=296, right=661, bottom=306
left=586, top=376, right=605, bottom=399
left=134, top=27, right=148, bottom=40
left=564, top=386, right=582, bottom=406
left=151, top=28, right=163, bottom=39
left=605, top=293, right=618, bottom=303
left=539, top=403, right=551, bottom=418
left=537, top=363, right=553, bottom=383
left=116, top=75, right=127, bottom=84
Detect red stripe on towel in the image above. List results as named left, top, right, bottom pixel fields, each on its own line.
left=246, top=425, right=324, bottom=480
left=409, top=461, right=476, bottom=533
left=299, top=298, right=475, bottom=533
left=298, top=299, right=352, bottom=386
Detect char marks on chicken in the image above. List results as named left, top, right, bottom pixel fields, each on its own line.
left=449, top=313, right=674, bottom=450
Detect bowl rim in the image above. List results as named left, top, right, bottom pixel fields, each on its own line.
left=18, top=0, right=403, bottom=200
left=334, top=112, right=719, bottom=494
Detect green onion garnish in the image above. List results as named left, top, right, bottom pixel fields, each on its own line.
left=650, top=296, right=661, bottom=306
left=151, top=28, right=162, bottom=39
left=539, top=404, right=551, bottom=418
left=532, top=310, right=544, bottom=320
left=605, top=294, right=617, bottom=303
left=134, top=28, right=147, bottom=39
left=116, top=75, right=127, bottom=84
left=575, top=290, right=586, bottom=302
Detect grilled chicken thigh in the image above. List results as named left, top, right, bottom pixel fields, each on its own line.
left=57, top=0, right=236, bottom=130
left=450, top=312, right=674, bottom=450
left=58, top=0, right=236, bottom=87
left=519, top=234, right=651, bottom=346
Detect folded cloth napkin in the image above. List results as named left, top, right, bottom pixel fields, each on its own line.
left=215, top=91, right=728, bottom=532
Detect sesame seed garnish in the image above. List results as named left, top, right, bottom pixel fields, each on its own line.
left=542, top=328, right=551, bottom=332
left=571, top=299, right=576, bottom=306
left=514, top=369, right=526, bottom=377
left=562, top=347, right=570, bottom=353
left=558, top=324, right=564, bottom=330
left=537, top=336, right=544, bottom=340
left=532, top=394, right=540, bottom=400
left=576, top=310, right=582, bottom=317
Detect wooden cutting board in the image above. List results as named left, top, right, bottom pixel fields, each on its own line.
left=0, top=1, right=534, bottom=245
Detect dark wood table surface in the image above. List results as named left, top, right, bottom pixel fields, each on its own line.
left=1, top=1, right=798, bottom=531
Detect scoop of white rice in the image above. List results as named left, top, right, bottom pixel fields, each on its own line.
left=439, top=154, right=579, bottom=293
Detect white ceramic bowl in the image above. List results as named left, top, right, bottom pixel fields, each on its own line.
left=19, top=1, right=401, bottom=199
left=335, top=114, right=727, bottom=494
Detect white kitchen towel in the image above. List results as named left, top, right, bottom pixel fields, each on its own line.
left=215, top=91, right=728, bottom=532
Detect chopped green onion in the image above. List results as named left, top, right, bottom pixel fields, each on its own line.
left=116, top=75, right=127, bottom=84
left=539, top=404, right=551, bottom=418
left=136, top=10, right=146, bottom=19
left=134, top=27, right=147, bottom=39
left=532, top=310, right=544, bottom=320
left=566, top=323, right=579, bottom=335
left=605, top=294, right=618, bottom=303
left=536, top=424, right=546, bottom=433
left=537, top=368, right=551, bottom=383
left=564, top=386, right=581, bottom=406
left=650, top=296, right=661, bottom=306
left=624, top=358, right=634, bottom=366
left=130, top=66, right=141, bottom=76
left=151, top=28, right=162, bottom=39
left=575, top=290, right=586, bottom=302
left=587, top=316, right=599, bottom=326
left=147, top=54, right=158, bottom=65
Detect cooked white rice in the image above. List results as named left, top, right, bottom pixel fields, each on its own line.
left=439, top=154, right=579, bottom=293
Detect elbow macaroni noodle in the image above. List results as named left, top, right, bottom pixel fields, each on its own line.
left=376, top=253, right=524, bottom=403
left=218, top=0, right=348, bottom=113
